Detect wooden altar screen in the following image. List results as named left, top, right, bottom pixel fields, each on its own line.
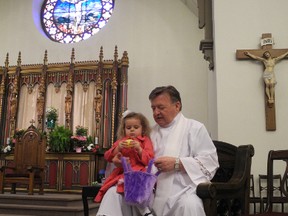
left=0, top=46, right=129, bottom=192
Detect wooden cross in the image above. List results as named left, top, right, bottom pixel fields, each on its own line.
left=30, top=119, right=35, bottom=125
left=236, top=33, right=288, bottom=131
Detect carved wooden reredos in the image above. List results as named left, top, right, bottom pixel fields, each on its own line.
left=0, top=46, right=129, bottom=149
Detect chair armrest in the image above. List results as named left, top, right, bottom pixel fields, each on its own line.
left=26, top=166, right=44, bottom=172
left=197, top=180, right=247, bottom=199
left=196, top=182, right=217, bottom=199
left=0, top=166, right=16, bottom=172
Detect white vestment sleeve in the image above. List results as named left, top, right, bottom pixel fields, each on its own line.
left=181, top=123, right=219, bottom=185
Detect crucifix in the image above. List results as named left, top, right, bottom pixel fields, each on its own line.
left=236, top=33, right=288, bottom=131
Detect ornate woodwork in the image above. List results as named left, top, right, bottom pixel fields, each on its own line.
left=0, top=46, right=129, bottom=149
left=197, top=0, right=214, bottom=70
left=1, top=152, right=105, bottom=193
left=0, top=124, right=46, bottom=195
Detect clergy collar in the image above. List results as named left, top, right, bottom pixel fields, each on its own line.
left=161, top=112, right=182, bottom=129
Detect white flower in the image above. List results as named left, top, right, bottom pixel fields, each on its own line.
left=3, top=145, right=11, bottom=153
left=46, top=145, right=50, bottom=152
left=87, top=143, right=94, bottom=151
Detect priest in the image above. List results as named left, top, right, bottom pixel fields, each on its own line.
left=149, top=85, right=219, bottom=216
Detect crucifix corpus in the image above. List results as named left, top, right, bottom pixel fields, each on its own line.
left=236, top=33, right=288, bottom=131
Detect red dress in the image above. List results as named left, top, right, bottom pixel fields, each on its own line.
left=94, top=136, right=154, bottom=202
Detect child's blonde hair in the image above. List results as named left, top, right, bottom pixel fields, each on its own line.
left=116, top=112, right=151, bottom=139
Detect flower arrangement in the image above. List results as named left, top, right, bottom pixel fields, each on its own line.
left=46, top=107, right=58, bottom=121
left=1, top=143, right=12, bottom=154
left=71, top=125, right=88, bottom=148
left=82, top=136, right=100, bottom=152
left=83, top=143, right=99, bottom=152
left=1, top=128, right=25, bottom=155
left=71, top=135, right=87, bottom=147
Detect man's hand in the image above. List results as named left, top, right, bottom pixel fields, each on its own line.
left=154, top=156, right=177, bottom=172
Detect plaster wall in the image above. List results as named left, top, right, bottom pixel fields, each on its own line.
left=213, top=0, right=288, bottom=177
left=0, top=0, right=209, bottom=129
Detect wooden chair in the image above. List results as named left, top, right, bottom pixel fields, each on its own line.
left=0, top=124, right=46, bottom=195
left=250, top=174, right=264, bottom=214
left=196, top=140, right=254, bottom=216
left=259, top=174, right=285, bottom=213
left=255, top=150, right=288, bottom=215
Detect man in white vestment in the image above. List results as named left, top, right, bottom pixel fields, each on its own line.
left=149, top=85, right=219, bottom=216
left=96, top=85, right=219, bottom=216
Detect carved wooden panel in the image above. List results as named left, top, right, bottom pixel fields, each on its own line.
left=1, top=152, right=105, bottom=193
left=0, top=46, right=129, bottom=150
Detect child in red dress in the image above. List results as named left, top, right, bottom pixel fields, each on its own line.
left=95, top=111, right=154, bottom=216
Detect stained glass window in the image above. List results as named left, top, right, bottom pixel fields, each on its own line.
left=41, top=0, right=114, bottom=43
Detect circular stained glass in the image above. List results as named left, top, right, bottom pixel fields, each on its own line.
left=41, top=0, right=114, bottom=43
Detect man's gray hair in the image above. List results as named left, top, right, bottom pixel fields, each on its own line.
left=149, top=85, right=182, bottom=110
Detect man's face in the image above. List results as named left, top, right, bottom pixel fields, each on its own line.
left=150, top=93, right=181, bottom=127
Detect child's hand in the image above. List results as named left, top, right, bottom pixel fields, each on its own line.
left=119, top=139, right=142, bottom=151
left=118, top=140, right=132, bottom=150
left=119, top=139, right=134, bottom=148
left=118, top=141, right=126, bottom=151
left=124, top=139, right=134, bottom=148
left=112, top=152, right=123, bottom=167
left=128, top=140, right=142, bottom=155
left=132, top=140, right=141, bottom=152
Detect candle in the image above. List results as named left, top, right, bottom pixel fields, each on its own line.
left=7, top=138, right=10, bottom=144
left=95, top=137, right=98, bottom=144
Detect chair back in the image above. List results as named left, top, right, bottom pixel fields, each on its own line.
left=250, top=175, right=256, bottom=198
left=250, top=175, right=258, bottom=213
left=259, top=174, right=283, bottom=198
left=265, top=150, right=288, bottom=213
left=14, top=124, right=46, bottom=174
left=211, top=141, right=237, bottom=182
left=197, top=140, right=254, bottom=216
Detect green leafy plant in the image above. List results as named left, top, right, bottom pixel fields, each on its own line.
left=75, top=125, right=88, bottom=136
left=49, top=126, right=73, bottom=152
left=14, top=128, right=25, bottom=139
left=87, top=135, right=93, bottom=144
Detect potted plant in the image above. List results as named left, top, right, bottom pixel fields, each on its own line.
left=71, top=125, right=88, bottom=153
left=46, top=107, right=58, bottom=129
left=48, top=125, right=73, bottom=152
